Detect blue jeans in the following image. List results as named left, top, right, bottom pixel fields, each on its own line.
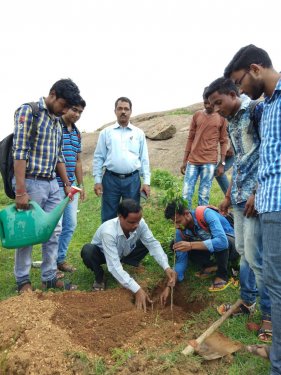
left=14, top=178, right=62, bottom=284
left=233, top=205, right=271, bottom=318
left=215, top=155, right=234, bottom=194
left=182, top=163, right=216, bottom=209
left=57, top=187, right=79, bottom=265
left=101, top=170, right=141, bottom=223
left=261, top=212, right=281, bottom=375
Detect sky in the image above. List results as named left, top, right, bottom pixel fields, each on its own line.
left=1, top=0, right=280, bottom=138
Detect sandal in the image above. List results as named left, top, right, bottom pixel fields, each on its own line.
left=42, top=278, right=78, bottom=291
left=246, top=344, right=270, bottom=360
left=258, top=320, right=272, bottom=343
left=57, top=262, right=77, bottom=273
left=208, top=279, right=232, bottom=292
left=217, top=301, right=256, bottom=316
left=17, top=281, right=32, bottom=294
left=92, top=281, right=106, bottom=291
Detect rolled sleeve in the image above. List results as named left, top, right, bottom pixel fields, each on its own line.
left=13, top=105, right=33, bottom=160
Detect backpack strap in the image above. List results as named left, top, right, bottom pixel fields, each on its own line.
left=27, top=102, right=40, bottom=142
left=247, top=99, right=262, bottom=140
left=195, top=205, right=220, bottom=232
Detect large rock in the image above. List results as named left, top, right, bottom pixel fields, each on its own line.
left=145, top=120, right=177, bottom=140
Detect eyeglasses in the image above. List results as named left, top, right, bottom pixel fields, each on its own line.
left=235, top=70, right=249, bottom=87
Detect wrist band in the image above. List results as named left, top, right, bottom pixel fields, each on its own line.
left=16, top=192, right=27, bottom=197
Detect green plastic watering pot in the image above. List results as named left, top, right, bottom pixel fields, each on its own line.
left=0, top=186, right=81, bottom=249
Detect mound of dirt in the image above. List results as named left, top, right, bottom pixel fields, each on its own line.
left=0, top=284, right=206, bottom=374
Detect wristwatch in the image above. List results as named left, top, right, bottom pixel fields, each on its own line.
left=221, top=161, right=226, bottom=166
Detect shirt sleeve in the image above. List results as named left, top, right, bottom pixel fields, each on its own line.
left=139, top=221, right=170, bottom=270
left=201, top=209, right=228, bottom=252
left=57, top=124, right=65, bottom=163
left=93, top=130, right=106, bottom=184
left=101, top=232, right=141, bottom=293
left=139, top=131, right=151, bottom=184
left=13, top=105, right=33, bottom=160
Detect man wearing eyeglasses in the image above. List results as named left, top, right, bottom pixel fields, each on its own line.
left=93, top=97, right=150, bottom=222
left=224, top=44, right=281, bottom=373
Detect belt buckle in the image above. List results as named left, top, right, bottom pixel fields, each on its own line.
left=119, top=174, right=126, bottom=179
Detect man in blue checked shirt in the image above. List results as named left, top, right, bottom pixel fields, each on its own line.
left=93, top=97, right=151, bottom=223
left=205, top=77, right=271, bottom=344
left=81, top=199, right=176, bottom=312
left=56, top=98, right=86, bottom=275
left=13, top=79, right=81, bottom=294
left=224, top=45, right=281, bottom=373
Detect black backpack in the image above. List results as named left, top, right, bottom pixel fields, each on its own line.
left=0, top=102, right=40, bottom=199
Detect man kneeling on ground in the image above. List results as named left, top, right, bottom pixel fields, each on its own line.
left=161, top=201, right=238, bottom=305
left=81, top=199, right=176, bottom=312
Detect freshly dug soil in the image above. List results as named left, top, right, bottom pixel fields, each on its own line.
left=0, top=283, right=206, bottom=374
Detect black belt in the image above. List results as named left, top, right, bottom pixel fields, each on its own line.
left=106, top=169, right=139, bottom=179
left=25, top=174, right=55, bottom=181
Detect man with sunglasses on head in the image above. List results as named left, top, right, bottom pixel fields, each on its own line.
left=224, top=44, right=281, bottom=373
left=93, top=97, right=150, bottom=223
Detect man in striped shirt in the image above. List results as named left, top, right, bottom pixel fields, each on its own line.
left=56, top=98, right=86, bottom=273
left=13, top=78, right=81, bottom=293
left=224, top=45, right=281, bottom=374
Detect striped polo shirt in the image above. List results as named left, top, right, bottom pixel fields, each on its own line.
left=56, top=119, right=81, bottom=187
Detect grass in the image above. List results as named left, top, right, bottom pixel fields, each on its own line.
left=0, top=171, right=270, bottom=374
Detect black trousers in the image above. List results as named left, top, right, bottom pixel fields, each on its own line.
left=81, top=240, right=148, bottom=283
left=188, top=235, right=238, bottom=281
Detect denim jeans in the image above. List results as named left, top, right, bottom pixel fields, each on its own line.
left=57, top=187, right=79, bottom=265
left=233, top=205, right=271, bottom=318
left=261, top=212, right=281, bottom=375
left=14, top=178, right=62, bottom=284
left=101, top=170, right=141, bottom=223
left=215, top=155, right=234, bottom=194
left=182, top=163, right=216, bottom=209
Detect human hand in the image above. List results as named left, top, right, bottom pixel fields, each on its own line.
left=180, top=163, right=187, bottom=175
left=219, top=197, right=231, bottom=215
left=160, top=286, right=171, bottom=306
left=165, top=268, right=177, bottom=287
left=141, top=184, right=150, bottom=198
left=216, top=164, right=225, bottom=177
left=94, top=183, right=103, bottom=197
left=15, top=192, right=30, bottom=210
left=135, top=288, right=153, bottom=312
left=79, top=188, right=86, bottom=202
left=244, top=194, right=257, bottom=218
left=173, top=241, right=192, bottom=252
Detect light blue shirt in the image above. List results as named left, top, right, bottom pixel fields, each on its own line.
left=256, top=78, right=281, bottom=213
left=91, top=217, right=170, bottom=293
left=93, top=122, right=150, bottom=184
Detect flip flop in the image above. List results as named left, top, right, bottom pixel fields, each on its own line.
left=217, top=301, right=256, bottom=316
left=246, top=344, right=270, bottom=360
left=208, top=280, right=232, bottom=292
left=258, top=320, right=272, bottom=343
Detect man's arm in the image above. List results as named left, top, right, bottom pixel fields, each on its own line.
left=139, top=131, right=151, bottom=197
left=93, top=131, right=106, bottom=196
left=14, top=160, right=29, bottom=209
left=56, top=162, right=71, bottom=196
left=217, top=118, right=229, bottom=176
left=75, top=153, right=85, bottom=201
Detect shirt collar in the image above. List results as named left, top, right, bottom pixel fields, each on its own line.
left=60, top=117, right=78, bottom=132
left=227, top=94, right=251, bottom=121
left=113, top=121, right=133, bottom=130
left=264, top=77, right=281, bottom=103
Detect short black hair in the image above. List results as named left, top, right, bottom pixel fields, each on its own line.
left=224, top=44, right=273, bottom=78
left=164, top=201, right=188, bottom=220
left=203, top=86, right=209, bottom=101
left=79, top=97, right=86, bottom=108
left=204, top=77, right=239, bottom=99
left=117, top=199, right=142, bottom=218
left=115, top=97, right=132, bottom=110
left=50, top=78, right=81, bottom=106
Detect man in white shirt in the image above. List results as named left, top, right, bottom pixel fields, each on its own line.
left=81, top=199, right=176, bottom=312
left=93, top=97, right=151, bottom=222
